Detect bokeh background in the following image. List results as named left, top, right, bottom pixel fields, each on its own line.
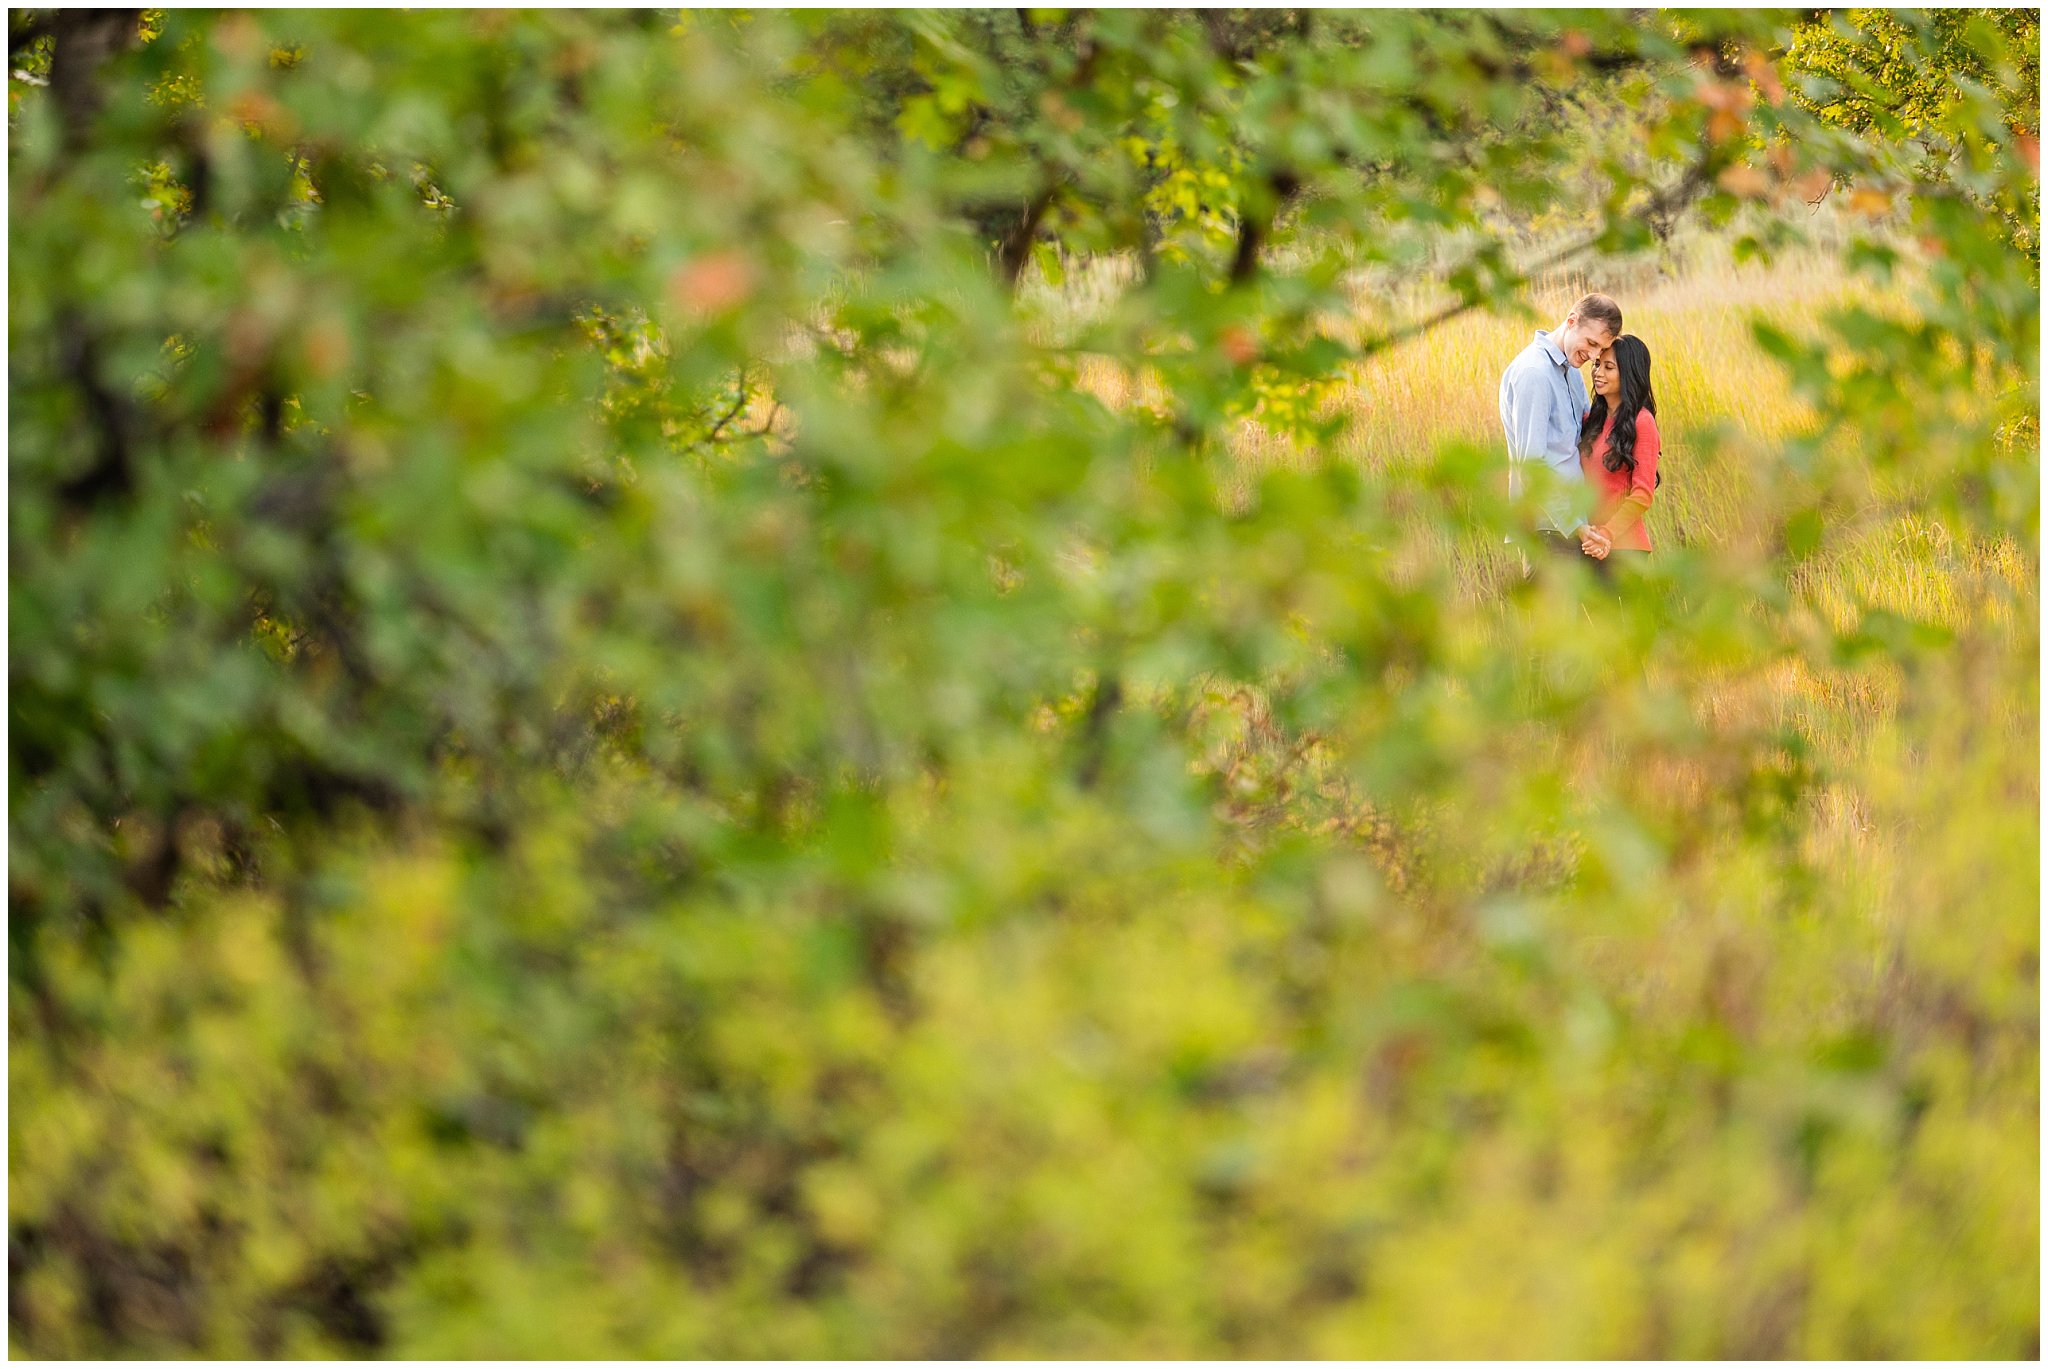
left=9, top=9, right=2038, bottom=1357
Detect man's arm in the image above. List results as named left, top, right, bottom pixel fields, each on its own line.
left=1503, top=369, right=1557, bottom=515
left=1504, top=368, right=1586, bottom=535
left=1502, top=368, right=1549, bottom=467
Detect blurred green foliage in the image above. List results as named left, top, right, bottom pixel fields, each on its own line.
left=9, top=8, right=2037, bottom=1357
left=1787, top=8, right=2040, bottom=259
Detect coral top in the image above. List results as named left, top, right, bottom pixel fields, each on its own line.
left=1582, top=408, right=1660, bottom=552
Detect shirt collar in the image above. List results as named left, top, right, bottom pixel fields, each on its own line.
left=1536, top=329, right=1569, bottom=368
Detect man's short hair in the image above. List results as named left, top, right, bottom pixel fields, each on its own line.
left=1570, top=292, right=1623, bottom=338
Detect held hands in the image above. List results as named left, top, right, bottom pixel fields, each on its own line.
left=1577, top=524, right=1612, bottom=560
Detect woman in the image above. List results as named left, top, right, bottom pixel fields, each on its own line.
left=1577, top=334, right=1660, bottom=567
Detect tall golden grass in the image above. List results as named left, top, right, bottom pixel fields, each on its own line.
left=1049, top=241, right=2035, bottom=1066
left=1054, top=242, right=2032, bottom=749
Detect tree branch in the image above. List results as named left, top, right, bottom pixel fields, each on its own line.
left=1230, top=168, right=1304, bottom=287
left=701, top=368, right=753, bottom=442
left=48, top=9, right=138, bottom=155
left=10, top=10, right=52, bottom=63
left=998, top=179, right=1061, bottom=288
left=52, top=308, right=141, bottom=510
left=1362, top=160, right=1714, bottom=358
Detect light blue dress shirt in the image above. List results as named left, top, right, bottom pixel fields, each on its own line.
left=1499, top=329, right=1590, bottom=535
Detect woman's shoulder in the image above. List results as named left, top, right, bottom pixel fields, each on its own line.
left=1637, top=408, right=1662, bottom=445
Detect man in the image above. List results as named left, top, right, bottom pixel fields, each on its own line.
left=1499, top=292, right=1622, bottom=563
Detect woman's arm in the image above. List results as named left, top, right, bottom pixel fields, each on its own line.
left=1597, top=413, right=1659, bottom=540
left=1602, top=492, right=1651, bottom=541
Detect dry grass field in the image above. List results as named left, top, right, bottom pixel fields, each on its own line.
left=1028, top=253, right=2036, bottom=1356
left=1042, top=237, right=2033, bottom=755
left=1300, top=252, right=2034, bottom=1356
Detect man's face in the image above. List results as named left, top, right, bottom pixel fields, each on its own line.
left=1561, top=313, right=1617, bottom=368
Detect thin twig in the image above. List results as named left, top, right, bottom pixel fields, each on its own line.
left=1362, top=160, right=1714, bottom=358
left=702, top=367, right=752, bottom=442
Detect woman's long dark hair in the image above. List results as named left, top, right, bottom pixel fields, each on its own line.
left=1579, top=333, right=1658, bottom=485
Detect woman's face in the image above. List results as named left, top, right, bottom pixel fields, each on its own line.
left=1590, top=346, right=1621, bottom=400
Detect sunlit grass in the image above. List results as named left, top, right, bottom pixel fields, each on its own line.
left=1276, top=245, right=2028, bottom=771
left=1334, top=256, right=1845, bottom=469
left=1043, top=239, right=2035, bottom=976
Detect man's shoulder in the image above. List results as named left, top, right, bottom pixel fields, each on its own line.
left=1501, top=337, right=1552, bottom=381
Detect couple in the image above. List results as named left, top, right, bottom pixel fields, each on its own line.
left=1498, top=292, right=1660, bottom=576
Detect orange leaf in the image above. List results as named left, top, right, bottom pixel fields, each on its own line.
left=1717, top=164, right=1772, bottom=199
left=668, top=251, right=757, bottom=318
left=1695, top=79, right=1755, bottom=114
left=1743, top=49, right=1786, bottom=105
left=300, top=318, right=352, bottom=379
left=1789, top=168, right=1834, bottom=204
